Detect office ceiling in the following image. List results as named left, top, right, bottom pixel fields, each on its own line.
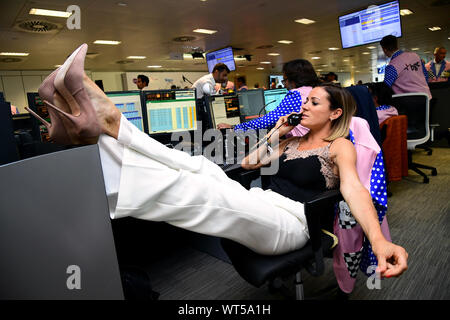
left=0, top=0, right=448, bottom=74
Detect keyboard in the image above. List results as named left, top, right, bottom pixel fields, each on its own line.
left=218, top=163, right=242, bottom=172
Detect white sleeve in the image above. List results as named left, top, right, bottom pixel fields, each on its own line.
left=202, top=82, right=214, bottom=96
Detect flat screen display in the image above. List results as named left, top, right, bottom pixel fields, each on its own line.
left=339, top=1, right=401, bottom=49
left=205, top=47, right=236, bottom=73
left=106, top=91, right=145, bottom=131
left=145, top=89, right=197, bottom=134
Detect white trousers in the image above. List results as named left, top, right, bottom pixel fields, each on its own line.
left=97, top=115, right=309, bottom=255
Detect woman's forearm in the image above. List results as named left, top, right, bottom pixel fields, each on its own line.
left=341, top=183, right=386, bottom=245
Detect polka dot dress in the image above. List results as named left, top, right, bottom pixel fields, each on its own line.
left=349, top=130, right=388, bottom=276
left=233, top=91, right=303, bottom=132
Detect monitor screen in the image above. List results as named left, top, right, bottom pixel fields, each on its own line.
left=144, top=89, right=197, bottom=134
left=263, top=88, right=288, bottom=112
left=205, top=47, right=236, bottom=73
left=26, top=92, right=50, bottom=142
left=208, top=95, right=240, bottom=128
left=238, top=89, right=265, bottom=123
left=339, top=1, right=401, bottom=49
left=269, top=75, right=285, bottom=89
left=106, top=91, right=145, bottom=131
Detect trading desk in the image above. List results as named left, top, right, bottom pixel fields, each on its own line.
left=429, top=81, right=450, bottom=147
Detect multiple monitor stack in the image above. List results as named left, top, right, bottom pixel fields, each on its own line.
left=18, top=88, right=289, bottom=147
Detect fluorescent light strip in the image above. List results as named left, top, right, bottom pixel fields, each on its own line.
left=400, top=9, right=413, bottom=16
left=256, top=67, right=264, bottom=70
left=428, top=27, right=441, bottom=31
left=260, top=61, right=271, bottom=64
left=362, top=52, right=370, bottom=55
left=267, top=53, right=280, bottom=56
left=411, top=48, right=420, bottom=51
left=147, top=65, right=162, bottom=68
left=367, top=46, right=376, bottom=49
left=328, top=47, right=339, bottom=51
left=94, top=40, right=121, bottom=45
left=126, top=56, right=146, bottom=59
left=29, top=8, right=72, bottom=18
left=295, top=18, right=315, bottom=24
left=278, top=40, right=293, bottom=44
left=193, top=28, right=217, bottom=34
left=0, top=52, right=29, bottom=56
left=311, top=56, right=321, bottom=60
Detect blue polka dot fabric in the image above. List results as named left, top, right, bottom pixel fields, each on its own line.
left=384, top=65, right=398, bottom=87
left=233, top=90, right=303, bottom=132
left=376, top=104, right=392, bottom=111
left=348, top=129, right=388, bottom=277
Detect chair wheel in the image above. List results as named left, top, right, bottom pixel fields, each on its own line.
left=431, top=169, right=437, bottom=176
left=423, top=177, right=429, bottom=183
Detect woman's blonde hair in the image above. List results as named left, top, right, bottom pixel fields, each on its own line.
left=318, top=83, right=356, bottom=141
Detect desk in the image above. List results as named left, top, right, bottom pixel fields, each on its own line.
left=429, top=82, right=450, bottom=147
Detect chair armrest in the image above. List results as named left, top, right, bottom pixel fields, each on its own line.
left=303, top=189, right=343, bottom=276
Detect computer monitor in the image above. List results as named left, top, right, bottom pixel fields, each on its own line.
left=105, top=91, right=145, bottom=132
left=206, top=94, right=240, bottom=129
left=263, top=88, right=288, bottom=112
left=269, top=75, right=285, bottom=89
left=205, top=47, right=236, bottom=73
left=25, top=93, right=48, bottom=142
left=339, top=0, right=402, bottom=49
left=143, top=89, right=198, bottom=142
left=238, top=89, right=265, bottom=123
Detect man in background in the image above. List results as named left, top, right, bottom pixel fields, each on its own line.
left=136, top=75, right=149, bottom=90
left=380, top=35, right=431, bottom=99
left=191, top=63, right=230, bottom=99
left=425, top=47, right=449, bottom=82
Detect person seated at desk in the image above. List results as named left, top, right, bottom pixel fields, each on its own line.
left=366, top=82, right=398, bottom=125
left=425, top=47, right=450, bottom=82
left=217, top=59, right=319, bottom=133
left=380, top=35, right=431, bottom=99
left=28, top=44, right=408, bottom=278
left=236, top=76, right=248, bottom=92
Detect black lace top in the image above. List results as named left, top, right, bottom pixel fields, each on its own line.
left=267, top=138, right=339, bottom=203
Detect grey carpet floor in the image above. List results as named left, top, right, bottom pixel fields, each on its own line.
left=141, top=147, right=450, bottom=300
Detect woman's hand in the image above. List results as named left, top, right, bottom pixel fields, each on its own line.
left=269, top=113, right=297, bottom=140
left=372, top=239, right=408, bottom=278
left=217, top=123, right=233, bottom=130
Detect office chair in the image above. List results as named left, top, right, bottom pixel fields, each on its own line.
left=0, top=101, right=20, bottom=165
left=221, top=117, right=390, bottom=299
left=379, top=115, right=408, bottom=182
left=221, top=189, right=342, bottom=300
left=391, top=93, right=437, bottom=183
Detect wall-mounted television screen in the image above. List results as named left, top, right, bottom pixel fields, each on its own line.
left=205, top=47, right=236, bottom=73
left=339, top=1, right=402, bottom=49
